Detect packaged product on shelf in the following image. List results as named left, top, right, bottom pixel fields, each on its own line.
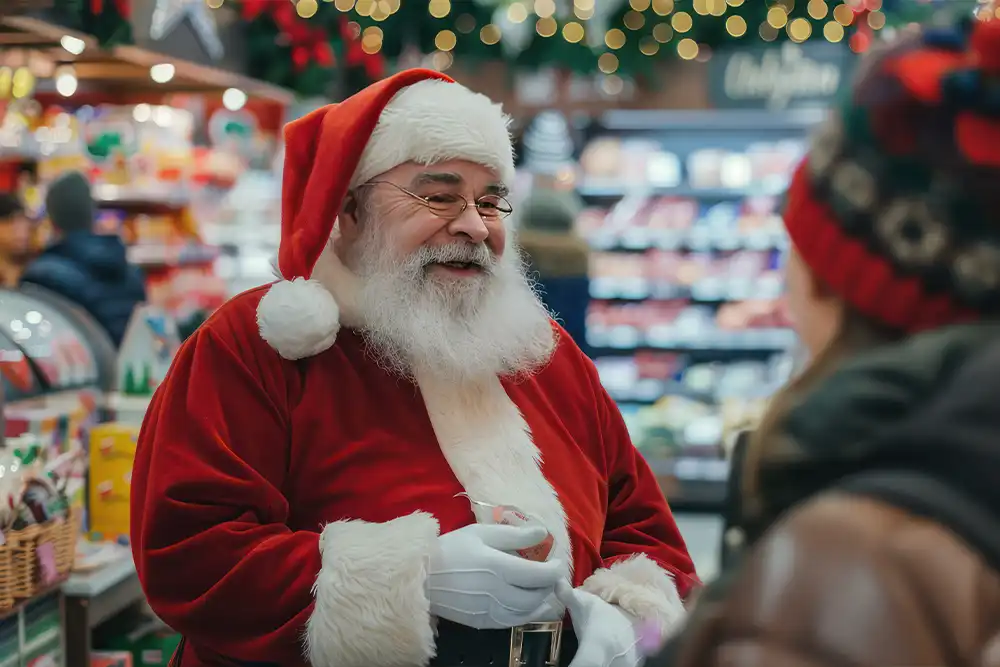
left=646, top=197, right=697, bottom=245
left=595, top=357, right=642, bottom=397
left=646, top=150, right=682, bottom=187
left=619, top=140, right=661, bottom=184
left=88, top=423, right=140, bottom=544
left=91, top=652, right=135, bottom=667
left=578, top=137, right=623, bottom=182
left=606, top=195, right=652, bottom=245
left=15, top=476, right=68, bottom=529
left=687, top=149, right=727, bottom=189
left=700, top=202, right=741, bottom=249
left=574, top=206, right=609, bottom=239
left=738, top=196, right=785, bottom=244
left=646, top=251, right=685, bottom=296
left=0, top=448, right=26, bottom=537
left=719, top=152, right=753, bottom=190
left=746, top=140, right=805, bottom=187
left=669, top=306, right=719, bottom=345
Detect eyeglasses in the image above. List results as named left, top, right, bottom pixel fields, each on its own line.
left=357, top=180, right=513, bottom=222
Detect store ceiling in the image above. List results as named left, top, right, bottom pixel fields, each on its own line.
left=0, top=16, right=293, bottom=103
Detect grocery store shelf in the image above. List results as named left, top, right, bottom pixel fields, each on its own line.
left=587, top=227, right=787, bottom=253
left=590, top=277, right=784, bottom=302
left=104, top=393, right=152, bottom=413
left=127, top=244, right=219, bottom=267
left=598, top=108, right=826, bottom=132
left=577, top=182, right=787, bottom=200
left=588, top=326, right=795, bottom=353
left=65, top=555, right=145, bottom=666
left=64, top=556, right=136, bottom=600
left=652, top=457, right=730, bottom=512
left=93, top=184, right=190, bottom=209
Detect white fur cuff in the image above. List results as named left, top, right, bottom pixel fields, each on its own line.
left=306, top=512, right=441, bottom=667
left=581, top=554, right=686, bottom=639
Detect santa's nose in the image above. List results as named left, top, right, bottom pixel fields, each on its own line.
left=446, top=206, right=490, bottom=244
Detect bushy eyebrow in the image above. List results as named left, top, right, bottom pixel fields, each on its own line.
left=485, top=183, right=510, bottom=198
left=410, top=171, right=509, bottom=198
left=411, top=172, right=463, bottom=187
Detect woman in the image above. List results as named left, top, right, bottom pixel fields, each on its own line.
left=655, top=17, right=1000, bottom=667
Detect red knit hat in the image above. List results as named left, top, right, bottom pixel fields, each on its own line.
left=784, top=17, right=1000, bottom=333
left=256, top=69, right=516, bottom=359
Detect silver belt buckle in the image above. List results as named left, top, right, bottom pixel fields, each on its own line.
left=509, top=621, right=563, bottom=667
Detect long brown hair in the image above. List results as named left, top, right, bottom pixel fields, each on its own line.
left=740, top=307, right=903, bottom=522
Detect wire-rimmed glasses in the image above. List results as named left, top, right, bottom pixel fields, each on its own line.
left=357, top=180, right=513, bottom=222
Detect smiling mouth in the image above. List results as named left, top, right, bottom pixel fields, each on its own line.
left=432, top=261, right=484, bottom=271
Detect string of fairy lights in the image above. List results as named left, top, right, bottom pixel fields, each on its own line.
left=213, top=0, right=999, bottom=77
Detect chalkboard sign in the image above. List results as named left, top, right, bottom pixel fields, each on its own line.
left=708, top=42, right=855, bottom=110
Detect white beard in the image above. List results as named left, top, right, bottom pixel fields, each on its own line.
left=345, top=222, right=557, bottom=383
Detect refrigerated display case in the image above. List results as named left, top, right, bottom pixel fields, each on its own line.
left=0, top=285, right=118, bottom=517
left=0, top=286, right=121, bottom=667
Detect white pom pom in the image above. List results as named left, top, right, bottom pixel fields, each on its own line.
left=257, top=278, right=340, bottom=360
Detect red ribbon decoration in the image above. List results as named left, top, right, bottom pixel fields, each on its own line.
left=89, top=0, right=131, bottom=19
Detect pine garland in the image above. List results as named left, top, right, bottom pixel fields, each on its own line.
left=236, top=0, right=385, bottom=98
left=53, top=0, right=132, bottom=46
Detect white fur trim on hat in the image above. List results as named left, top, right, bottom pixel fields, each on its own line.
left=351, top=79, right=516, bottom=188
left=257, top=278, right=340, bottom=360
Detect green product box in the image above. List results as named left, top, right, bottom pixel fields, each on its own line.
left=97, top=618, right=181, bottom=667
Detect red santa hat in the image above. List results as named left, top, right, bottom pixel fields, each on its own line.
left=256, top=69, right=516, bottom=359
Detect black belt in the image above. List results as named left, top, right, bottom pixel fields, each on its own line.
left=431, top=619, right=577, bottom=667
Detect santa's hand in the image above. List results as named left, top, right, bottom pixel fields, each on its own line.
left=556, top=580, right=641, bottom=667
left=427, top=524, right=564, bottom=630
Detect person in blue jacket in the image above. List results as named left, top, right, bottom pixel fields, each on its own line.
left=518, top=185, right=591, bottom=357
left=21, top=171, right=146, bottom=347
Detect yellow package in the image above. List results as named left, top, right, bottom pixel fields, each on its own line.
left=88, top=423, right=140, bottom=544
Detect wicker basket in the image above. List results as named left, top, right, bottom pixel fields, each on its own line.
left=0, top=543, right=13, bottom=610
left=0, top=509, right=79, bottom=608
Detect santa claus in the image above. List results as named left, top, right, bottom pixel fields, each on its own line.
left=130, top=69, right=698, bottom=667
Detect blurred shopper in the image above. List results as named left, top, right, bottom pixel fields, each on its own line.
left=21, top=171, right=146, bottom=347
left=653, top=17, right=1000, bottom=667
left=130, top=70, right=696, bottom=667
left=519, top=186, right=591, bottom=355
left=0, top=192, right=33, bottom=287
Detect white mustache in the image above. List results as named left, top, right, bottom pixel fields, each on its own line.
left=418, top=243, right=497, bottom=271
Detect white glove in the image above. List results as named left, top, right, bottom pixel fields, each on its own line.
left=427, top=523, right=565, bottom=630
left=556, top=580, right=641, bottom=667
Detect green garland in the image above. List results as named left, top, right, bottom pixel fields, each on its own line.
left=337, top=0, right=982, bottom=81
left=52, top=0, right=132, bottom=46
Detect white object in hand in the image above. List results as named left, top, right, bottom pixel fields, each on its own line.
left=556, top=580, right=641, bottom=667
left=427, top=523, right=565, bottom=630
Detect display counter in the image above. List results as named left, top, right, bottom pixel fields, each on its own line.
left=0, top=286, right=150, bottom=667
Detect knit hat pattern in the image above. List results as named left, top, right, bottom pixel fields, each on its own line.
left=783, top=17, right=1000, bottom=332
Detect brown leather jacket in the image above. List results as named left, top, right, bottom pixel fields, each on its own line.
left=663, top=324, right=1000, bottom=667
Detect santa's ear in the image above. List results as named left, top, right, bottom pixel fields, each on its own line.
left=339, top=194, right=363, bottom=241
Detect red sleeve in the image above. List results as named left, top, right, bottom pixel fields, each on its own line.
left=598, top=381, right=700, bottom=596
left=130, top=319, right=319, bottom=663
left=131, top=303, right=441, bottom=667
left=576, top=348, right=700, bottom=638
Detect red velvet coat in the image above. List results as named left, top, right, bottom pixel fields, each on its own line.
left=130, top=285, right=698, bottom=667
